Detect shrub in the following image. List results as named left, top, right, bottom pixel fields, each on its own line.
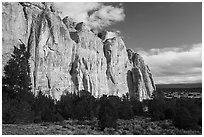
left=108, top=95, right=121, bottom=108
left=32, top=91, right=56, bottom=123
left=53, top=112, right=64, bottom=122
left=148, top=99, right=165, bottom=120
left=152, top=90, right=165, bottom=100
left=2, top=98, right=34, bottom=124
left=98, top=95, right=118, bottom=130
left=175, top=98, right=202, bottom=127
left=130, top=99, right=143, bottom=116
left=164, top=108, right=175, bottom=119
left=2, top=99, right=18, bottom=124
left=56, top=90, right=96, bottom=120
left=74, top=97, right=94, bottom=120
left=147, top=97, right=201, bottom=130
left=56, top=92, right=77, bottom=119
left=117, top=100, right=134, bottom=120
left=148, top=98, right=175, bottom=121
left=173, top=107, right=197, bottom=130
left=76, top=90, right=96, bottom=120
left=151, top=110, right=165, bottom=121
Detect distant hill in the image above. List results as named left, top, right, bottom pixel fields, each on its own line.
left=156, top=83, right=202, bottom=89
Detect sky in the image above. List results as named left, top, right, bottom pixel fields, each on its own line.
left=54, top=2, right=202, bottom=84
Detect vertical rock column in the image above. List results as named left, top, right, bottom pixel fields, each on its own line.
left=103, top=37, right=131, bottom=96
left=127, top=49, right=156, bottom=101
left=27, top=9, right=76, bottom=99
left=69, top=22, right=109, bottom=97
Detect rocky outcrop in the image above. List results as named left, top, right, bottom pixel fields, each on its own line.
left=127, top=49, right=156, bottom=100
left=2, top=2, right=28, bottom=71
left=2, top=2, right=156, bottom=101
left=62, top=16, right=76, bottom=32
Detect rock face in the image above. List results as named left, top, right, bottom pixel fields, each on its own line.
left=2, top=2, right=156, bottom=101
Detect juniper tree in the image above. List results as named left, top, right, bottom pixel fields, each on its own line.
left=98, top=95, right=118, bottom=130
left=2, top=42, right=32, bottom=100
left=2, top=41, right=35, bottom=123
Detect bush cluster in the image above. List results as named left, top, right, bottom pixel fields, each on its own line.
left=56, top=93, right=143, bottom=130
left=56, top=90, right=96, bottom=121
left=98, top=95, right=118, bottom=130
left=148, top=91, right=202, bottom=130
left=3, top=87, right=143, bottom=129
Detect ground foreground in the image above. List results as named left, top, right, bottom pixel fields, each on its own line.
left=2, top=116, right=201, bottom=135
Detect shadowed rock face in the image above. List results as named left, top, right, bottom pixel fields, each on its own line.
left=2, top=2, right=156, bottom=101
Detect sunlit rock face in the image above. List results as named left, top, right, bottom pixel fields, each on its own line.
left=2, top=2, right=156, bottom=101
left=2, top=2, right=28, bottom=72
left=127, top=49, right=156, bottom=101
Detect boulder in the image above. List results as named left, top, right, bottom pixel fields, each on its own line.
left=62, top=16, right=76, bottom=32
left=75, top=22, right=90, bottom=32
left=98, top=30, right=107, bottom=41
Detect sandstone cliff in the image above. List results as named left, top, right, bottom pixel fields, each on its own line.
left=2, top=2, right=156, bottom=101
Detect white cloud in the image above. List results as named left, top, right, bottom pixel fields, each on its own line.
left=138, top=43, right=202, bottom=84
left=54, top=2, right=100, bottom=22
left=89, top=5, right=125, bottom=28
left=54, top=2, right=125, bottom=29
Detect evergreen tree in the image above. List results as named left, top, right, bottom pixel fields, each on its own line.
left=3, top=42, right=32, bottom=99
left=74, top=90, right=95, bottom=120
left=32, top=91, right=57, bottom=123
left=2, top=42, right=34, bottom=123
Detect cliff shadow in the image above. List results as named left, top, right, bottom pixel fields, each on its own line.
left=127, top=70, right=134, bottom=98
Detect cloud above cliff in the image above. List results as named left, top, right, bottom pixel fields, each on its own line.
left=54, top=2, right=125, bottom=29
left=138, top=43, right=202, bottom=84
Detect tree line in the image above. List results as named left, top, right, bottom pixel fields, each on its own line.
left=2, top=43, right=202, bottom=131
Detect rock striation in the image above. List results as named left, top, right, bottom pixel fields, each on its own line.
left=2, top=2, right=156, bottom=101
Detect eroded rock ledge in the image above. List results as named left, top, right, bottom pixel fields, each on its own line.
left=2, top=2, right=156, bottom=101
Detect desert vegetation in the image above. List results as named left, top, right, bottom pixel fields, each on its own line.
left=2, top=43, right=202, bottom=134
